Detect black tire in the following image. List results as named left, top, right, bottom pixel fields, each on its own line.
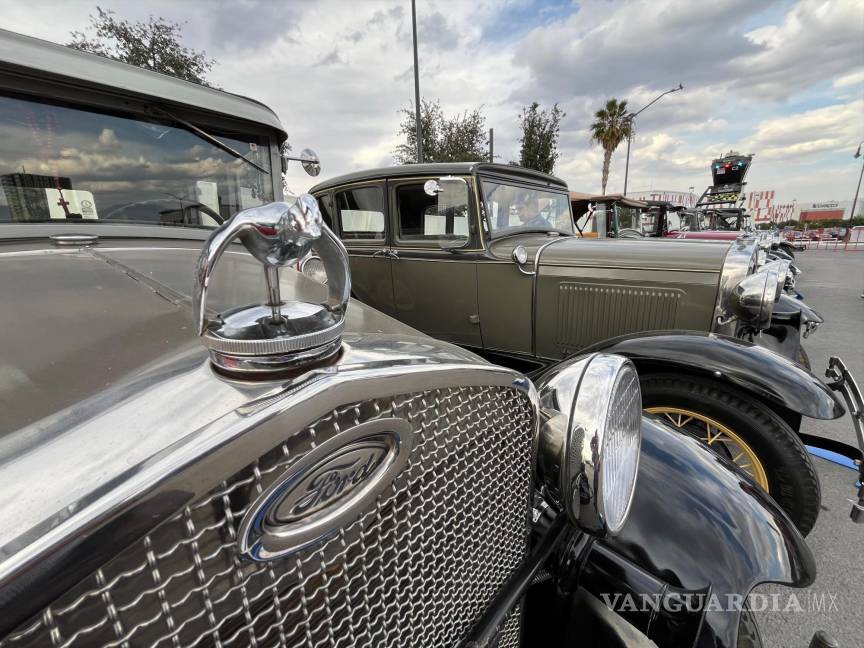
left=640, top=374, right=820, bottom=536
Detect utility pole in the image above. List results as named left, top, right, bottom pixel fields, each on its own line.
left=623, top=84, right=683, bottom=196
left=851, top=141, right=863, bottom=219
left=489, top=128, right=494, bottom=162
left=411, top=0, right=423, bottom=163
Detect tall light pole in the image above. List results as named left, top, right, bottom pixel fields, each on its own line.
left=411, top=0, right=423, bottom=163
left=851, top=140, right=863, bottom=220
left=623, top=84, right=683, bottom=196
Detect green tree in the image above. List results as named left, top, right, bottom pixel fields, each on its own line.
left=68, top=7, right=214, bottom=84
left=394, top=99, right=487, bottom=164
left=589, top=98, right=632, bottom=194
left=516, top=102, right=565, bottom=174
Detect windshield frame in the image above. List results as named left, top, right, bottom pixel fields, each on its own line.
left=478, top=176, right=574, bottom=240
left=0, top=80, right=286, bottom=231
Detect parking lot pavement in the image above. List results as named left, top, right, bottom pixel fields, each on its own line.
left=754, top=249, right=864, bottom=647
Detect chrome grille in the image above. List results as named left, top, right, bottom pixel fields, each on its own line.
left=3, top=385, right=534, bottom=648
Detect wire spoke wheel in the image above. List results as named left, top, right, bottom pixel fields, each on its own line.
left=645, top=406, right=770, bottom=491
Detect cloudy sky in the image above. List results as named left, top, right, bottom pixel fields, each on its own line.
left=2, top=0, right=862, bottom=203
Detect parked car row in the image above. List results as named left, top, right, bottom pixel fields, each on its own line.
left=0, top=29, right=861, bottom=648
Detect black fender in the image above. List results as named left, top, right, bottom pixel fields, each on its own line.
left=579, top=330, right=844, bottom=420
left=772, top=293, right=824, bottom=326
left=585, top=415, right=815, bottom=647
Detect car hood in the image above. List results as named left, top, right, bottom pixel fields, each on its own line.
left=0, top=239, right=448, bottom=437
left=535, top=236, right=730, bottom=272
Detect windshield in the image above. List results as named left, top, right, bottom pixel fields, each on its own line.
left=706, top=210, right=743, bottom=231
left=614, top=205, right=648, bottom=234
left=481, top=180, right=573, bottom=237
left=0, top=93, right=274, bottom=228
left=670, top=210, right=704, bottom=231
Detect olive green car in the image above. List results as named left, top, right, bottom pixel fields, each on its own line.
left=303, top=163, right=859, bottom=536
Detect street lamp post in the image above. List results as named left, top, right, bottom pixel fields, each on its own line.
left=411, top=0, right=423, bottom=163
left=622, top=84, right=683, bottom=196
left=851, top=141, right=863, bottom=220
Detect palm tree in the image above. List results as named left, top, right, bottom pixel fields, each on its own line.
left=590, top=99, right=632, bottom=195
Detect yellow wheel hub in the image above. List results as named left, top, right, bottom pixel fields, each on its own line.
left=645, top=406, right=770, bottom=492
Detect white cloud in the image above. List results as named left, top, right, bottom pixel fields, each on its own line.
left=0, top=0, right=861, bottom=204
left=732, top=0, right=864, bottom=100
left=740, top=99, right=864, bottom=160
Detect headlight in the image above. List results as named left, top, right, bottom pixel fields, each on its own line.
left=298, top=254, right=328, bottom=284
left=759, top=259, right=790, bottom=300
left=730, top=269, right=778, bottom=329
left=536, top=353, right=641, bottom=536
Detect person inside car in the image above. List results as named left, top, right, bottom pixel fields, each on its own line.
left=514, top=192, right=551, bottom=228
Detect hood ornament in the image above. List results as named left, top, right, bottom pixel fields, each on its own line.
left=193, top=195, right=350, bottom=376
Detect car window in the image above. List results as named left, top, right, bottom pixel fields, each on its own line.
left=334, top=186, right=385, bottom=240
left=481, top=180, right=573, bottom=237
left=0, top=93, right=273, bottom=228
left=395, top=180, right=470, bottom=243
left=317, top=192, right=335, bottom=230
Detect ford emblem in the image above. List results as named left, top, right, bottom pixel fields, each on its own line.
left=238, top=418, right=413, bottom=561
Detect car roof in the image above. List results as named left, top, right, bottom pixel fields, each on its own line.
left=0, top=28, right=287, bottom=140
left=310, top=162, right=568, bottom=193
left=569, top=191, right=648, bottom=209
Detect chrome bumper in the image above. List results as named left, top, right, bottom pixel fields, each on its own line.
left=825, top=356, right=864, bottom=522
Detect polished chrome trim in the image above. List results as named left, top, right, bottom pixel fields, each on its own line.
left=49, top=234, right=99, bottom=246
left=238, top=417, right=415, bottom=560
left=535, top=353, right=641, bottom=536
left=193, top=198, right=351, bottom=374
left=0, top=356, right=532, bottom=623
left=531, top=237, right=573, bottom=356
left=712, top=239, right=758, bottom=335
left=541, top=262, right=721, bottom=273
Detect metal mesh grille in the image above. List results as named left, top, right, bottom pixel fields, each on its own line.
left=3, top=385, right=534, bottom=648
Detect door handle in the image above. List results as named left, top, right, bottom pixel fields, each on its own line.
left=371, top=249, right=399, bottom=259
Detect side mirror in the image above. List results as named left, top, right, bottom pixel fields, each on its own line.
left=282, top=148, right=321, bottom=177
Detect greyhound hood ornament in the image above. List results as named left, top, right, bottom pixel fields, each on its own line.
left=193, top=195, right=350, bottom=376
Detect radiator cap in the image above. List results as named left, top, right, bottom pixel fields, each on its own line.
left=193, top=196, right=350, bottom=376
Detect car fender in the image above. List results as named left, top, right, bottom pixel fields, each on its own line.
left=592, top=415, right=816, bottom=647
left=772, top=293, right=824, bottom=325
left=579, top=331, right=843, bottom=420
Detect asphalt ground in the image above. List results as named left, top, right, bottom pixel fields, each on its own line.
left=752, top=249, right=864, bottom=647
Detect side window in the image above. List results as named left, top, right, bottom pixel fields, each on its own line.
left=334, top=186, right=385, bottom=240
left=395, top=180, right=470, bottom=243
left=317, top=192, right=335, bottom=230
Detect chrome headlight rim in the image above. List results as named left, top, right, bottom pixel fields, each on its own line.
left=759, top=259, right=790, bottom=301
left=298, top=253, right=328, bottom=285
left=713, top=239, right=759, bottom=334
left=730, top=268, right=778, bottom=329
left=536, top=353, right=642, bottom=537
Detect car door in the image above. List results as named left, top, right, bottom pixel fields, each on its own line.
left=330, top=182, right=397, bottom=317
left=387, top=177, right=482, bottom=348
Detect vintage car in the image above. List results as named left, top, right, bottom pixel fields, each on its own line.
left=0, top=29, right=850, bottom=648
left=308, top=162, right=863, bottom=535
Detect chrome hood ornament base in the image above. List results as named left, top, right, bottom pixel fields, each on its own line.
left=193, top=195, right=350, bottom=376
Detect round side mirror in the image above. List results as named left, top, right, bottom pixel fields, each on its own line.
left=300, top=148, right=321, bottom=177
left=424, top=180, right=441, bottom=196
